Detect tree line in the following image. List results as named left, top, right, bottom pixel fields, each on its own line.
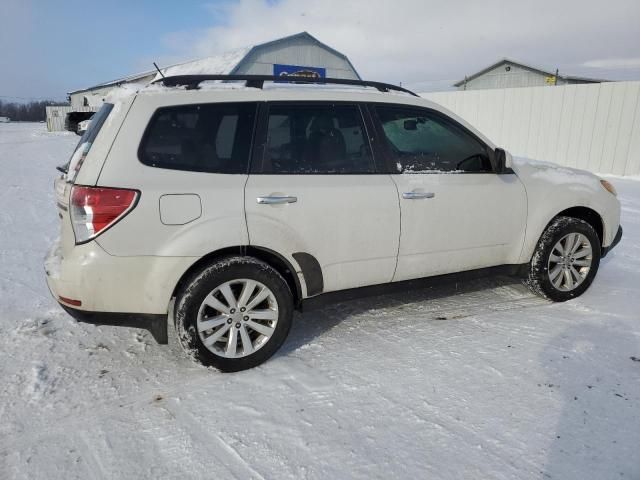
left=0, top=100, right=69, bottom=122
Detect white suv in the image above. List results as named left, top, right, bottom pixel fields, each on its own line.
left=45, top=75, right=622, bottom=372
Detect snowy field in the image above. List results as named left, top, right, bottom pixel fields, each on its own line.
left=1, top=122, right=639, bottom=480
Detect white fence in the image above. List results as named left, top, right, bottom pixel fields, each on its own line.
left=421, top=81, right=640, bottom=176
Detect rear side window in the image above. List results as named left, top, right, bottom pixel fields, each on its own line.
left=375, top=106, right=492, bottom=173
left=259, top=104, right=375, bottom=174
left=139, top=103, right=257, bottom=174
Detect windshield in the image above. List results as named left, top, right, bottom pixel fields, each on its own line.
left=58, top=103, right=114, bottom=176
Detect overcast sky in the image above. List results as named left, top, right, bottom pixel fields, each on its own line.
left=2, top=0, right=639, bottom=101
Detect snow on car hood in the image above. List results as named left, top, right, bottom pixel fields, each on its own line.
left=512, top=156, right=601, bottom=189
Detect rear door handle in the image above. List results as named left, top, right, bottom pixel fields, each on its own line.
left=402, top=192, right=435, bottom=200
left=256, top=196, right=298, bottom=205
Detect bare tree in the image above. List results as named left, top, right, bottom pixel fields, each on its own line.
left=0, top=100, right=69, bottom=122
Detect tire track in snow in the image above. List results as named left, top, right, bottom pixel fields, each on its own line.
left=1, top=369, right=268, bottom=479
left=161, top=397, right=267, bottom=480
left=76, top=430, right=110, bottom=480
left=338, top=369, right=545, bottom=479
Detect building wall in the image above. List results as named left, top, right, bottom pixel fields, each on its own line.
left=235, top=37, right=359, bottom=79
left=45, top=105, right=97, bottom=132
left=422, top=81, right=640, bottom=176
left=458, top=63, right=583, bottom=90
left=70, top=88, right=109, bottom=109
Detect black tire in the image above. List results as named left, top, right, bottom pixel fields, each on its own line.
left=174, top=256, right=293, bottom=372
left=525, top=216, right=601, bottom=302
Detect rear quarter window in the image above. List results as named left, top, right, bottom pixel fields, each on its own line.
left=139, top=103, right=257, bottom=174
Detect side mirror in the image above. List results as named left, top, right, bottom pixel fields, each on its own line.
left=494, top=148, right=512, bottom=173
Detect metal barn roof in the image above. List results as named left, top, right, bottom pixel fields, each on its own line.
left=69, top=32, right=360, bottom=95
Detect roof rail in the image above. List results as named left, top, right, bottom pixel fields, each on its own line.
left=152, top=74, right=419, bottom=97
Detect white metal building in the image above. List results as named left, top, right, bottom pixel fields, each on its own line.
left=51, top=32, right=360, bottom=131
left=45, top=106, right=95, bottom=132
left=454, top=59, right=605, bottom=90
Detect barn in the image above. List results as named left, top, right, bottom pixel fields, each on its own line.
left=454, top=58, right=605, bottom=90
left=54, top=32, right=360, bottom=132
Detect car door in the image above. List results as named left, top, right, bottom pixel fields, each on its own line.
left=244, top=102, right=400, bottom=295
left=369, top=104, right=527, bottom=282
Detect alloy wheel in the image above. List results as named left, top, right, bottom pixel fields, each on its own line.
left=196, top=279, right=279, bottom=358
left=547, top=233, right=593, bottom=291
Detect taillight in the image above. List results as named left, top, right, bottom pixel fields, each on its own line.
left=70, top=186, right=139, bottom=244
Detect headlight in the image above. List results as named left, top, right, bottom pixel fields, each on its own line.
left=600, top=179, right=617, bottom=196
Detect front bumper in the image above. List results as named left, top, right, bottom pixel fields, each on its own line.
left=602, top=225, right=623, bottom=257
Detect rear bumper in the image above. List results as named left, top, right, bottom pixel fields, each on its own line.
left=44, top=238, right=197, bottom=314
left=59, top=304, right=168, bottom=343
left=602, top=225, right=623, bottom=258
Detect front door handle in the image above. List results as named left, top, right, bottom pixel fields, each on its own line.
left=402, top=191, right=435, bottom=200
left=256, top=196, right=298, bottom=205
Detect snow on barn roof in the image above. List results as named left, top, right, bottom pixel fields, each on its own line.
left=150, top=47, right=252, bottom=82
left=67, top=48, right=250, bottom=95
left=67, top=70, right=157, bottom=95
left=69, top=32, right=360, bottom=95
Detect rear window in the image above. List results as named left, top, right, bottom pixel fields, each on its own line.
left=139, top=103, right=257, bottom=174
left=61, top=102, right=114, bottom=181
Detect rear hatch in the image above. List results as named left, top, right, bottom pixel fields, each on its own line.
left=54, top=102, right=117, bottom=253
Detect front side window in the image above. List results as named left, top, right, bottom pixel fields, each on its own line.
left=139, top=102, right=256, bottom=173
left=375, top=106, right=492, bottom=173
left=261, top=104, right=375, bottom=174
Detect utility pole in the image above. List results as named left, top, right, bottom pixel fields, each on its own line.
left=554, top=68, right=559, bottom=86
left=463, top=76, right=467, bottom=90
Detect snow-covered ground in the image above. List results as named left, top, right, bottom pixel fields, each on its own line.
left=1, top=122, right=639, bottom=480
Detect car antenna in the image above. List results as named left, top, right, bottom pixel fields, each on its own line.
left=153, top=62, right=165, bottom=79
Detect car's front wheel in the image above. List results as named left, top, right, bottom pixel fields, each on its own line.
left=174, top=256, right=293, bottom=372
left=526, top=216, right=601, bottom=302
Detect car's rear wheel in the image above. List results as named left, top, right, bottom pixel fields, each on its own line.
left=175, top=256, right=293, bottom=372
left=526, top=216, right=601, bottom=302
